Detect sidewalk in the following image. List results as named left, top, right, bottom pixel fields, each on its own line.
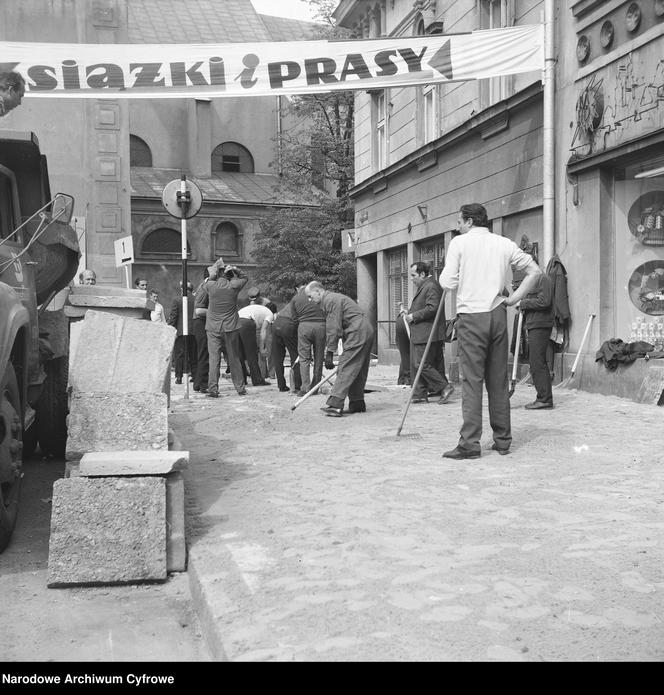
left=168, top=365, right=664, bottom=662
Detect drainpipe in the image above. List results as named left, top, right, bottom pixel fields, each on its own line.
left=542, top=0, right=555, bottom=265
left=276, top=95, right=283, bottom=176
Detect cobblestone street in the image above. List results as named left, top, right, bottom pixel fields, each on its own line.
left=169, top=365, right=664, bottom=661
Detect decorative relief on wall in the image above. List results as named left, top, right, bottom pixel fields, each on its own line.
left=628, top=190, right=664, bottom=245
left=629, top=260, right=664, bottom=315
left=570, top=53, right=664, bottom=159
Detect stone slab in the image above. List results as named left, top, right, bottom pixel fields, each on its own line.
left=64, top=305, right=148, bottom=320
left=79, top=450, right=189, bottom=477
left=47, top=477, right=167, bottom=587
left=166, top=472, right=186, bottom=572
left=68, top=285, right=151, bottom=299
left=67, top=294, right=152, bottom=308
left=65, top=392, right=169, bottom=461
left=68, top=310, right=176, bottom=394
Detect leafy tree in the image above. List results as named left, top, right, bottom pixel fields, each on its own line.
left=252, top=2, right=356, bottom=301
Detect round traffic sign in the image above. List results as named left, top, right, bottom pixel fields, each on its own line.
left=162, top=178, right=203, bottom=219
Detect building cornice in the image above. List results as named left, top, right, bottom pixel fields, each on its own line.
left=349, top=80, right=543, bottom=199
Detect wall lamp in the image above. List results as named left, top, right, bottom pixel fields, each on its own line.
left=417, top=204, right=428, bottom=220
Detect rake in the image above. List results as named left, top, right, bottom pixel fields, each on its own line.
left=555, top=313, right=596, bottom=389
left=509, top=310, right=524, bottom=397
left=291, top=366, right=338, bottom=411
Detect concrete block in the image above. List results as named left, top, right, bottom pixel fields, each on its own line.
left=64, top=462, right=80, bottom=478
left=166, top=472, right=186, bottom=572
left=64, top=305, right=148, bottom=320
left=65, top=392, right=168, bottom=461
left=47, top=477, right=167, bottom=587
left=68, top=310, right=176, bottom=394
left=79, top=450, right=189, bottom=477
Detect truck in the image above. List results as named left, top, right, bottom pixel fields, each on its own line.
left=0, top=129, right=80, bottom=552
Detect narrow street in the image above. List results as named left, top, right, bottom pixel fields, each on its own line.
left=170, top=365, right=664, bottom=662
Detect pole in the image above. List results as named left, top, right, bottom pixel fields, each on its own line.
left=542, top=0, right=555, bottom=266
left=180, top=174, right=190, bottom=401
left=124, top=265, right=130, bottom=289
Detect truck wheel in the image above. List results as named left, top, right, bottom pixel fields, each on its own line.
left=0, top=362, right=23, bottom=553
left=36, top=356, right=68, bottom=458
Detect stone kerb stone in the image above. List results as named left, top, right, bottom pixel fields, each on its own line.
left=68, top=310, right=176, bottom=395
left=65, top=392, right=169, bottom=462
left=79, top=450, right=189, bottom=477
left=47, top=477, right=167, bottom=587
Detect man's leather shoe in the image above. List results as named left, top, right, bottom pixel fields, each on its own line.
left=524, top=400, right=553, bottom=410
left=206, top=389, right=219, bottom=398
left=411, top=397, right=428, bottom=404
left=175, top=378, right=182, bottom=384
left=437, top=384, right=455, bottom=404
left=320, top=405, right=343, bottom=417
left=442, top=446, right=481, bottom=460
left=237, top=389, right=247, bottom=396
left=279, top=386, right=290, bottom=392
left=491, top=444, right=510, bottom=456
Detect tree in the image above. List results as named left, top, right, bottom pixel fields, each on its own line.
left=252, top=3, right=356, bottom=301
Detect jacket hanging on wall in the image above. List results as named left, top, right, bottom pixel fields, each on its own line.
left=545, top=254, right=571, bottom=352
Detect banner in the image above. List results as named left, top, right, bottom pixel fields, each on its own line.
left=0, top=25, right=543, bottom=99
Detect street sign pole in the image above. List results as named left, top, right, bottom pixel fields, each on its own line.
left=162, top=175, right=203, bottom=402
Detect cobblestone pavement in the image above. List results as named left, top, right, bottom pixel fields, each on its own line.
left=169, top=365, right=664, bottom=662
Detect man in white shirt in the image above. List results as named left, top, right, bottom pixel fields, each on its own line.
left=238, top=302, right=274, bottom=384
left=149, top=289, right=166, bottom=324
left=439, top=203, right=541, bottom=459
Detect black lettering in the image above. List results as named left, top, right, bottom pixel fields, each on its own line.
left=340, top=53, right=371, bottom=81
left=61, top=60, right=80, bottom=89
left=398, top=47, right=428, bottom=73
left=268, top=61, right=301, bottom=89
left=26, top=65, right=58, bottom=91
left=86, top=63, right=125, bottom=89
left=236, top=54, right=259, bottom=89
left=129, top=63, right=165, bottom=88
left=374, top=50, right=399, bottom=77
left=304, top=57, right=338, bottom=86
left=170, top=62, right=209, bottom=87
left=209, top=57, right=226, bottom=87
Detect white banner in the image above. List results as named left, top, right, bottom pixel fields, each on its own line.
left=0, top=25, right=543, bottom=99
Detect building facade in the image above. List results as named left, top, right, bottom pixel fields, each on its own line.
left=335, top=0, right=664, bottom=398
left=0, top=0, right=319, bottom=313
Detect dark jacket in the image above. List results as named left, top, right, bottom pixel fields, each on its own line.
left=595, top=339, right=654, bottom=371
left=519, top=273, right=554, bottom=331
left=408, top=277, right=446, bottom=344
left=167, top=291, right=196, bottom=335
left=291, top=288, right=325, bottom=323
left=545, top=255, right=571, bottom=327
left=319, top=292, right=372, bottom=352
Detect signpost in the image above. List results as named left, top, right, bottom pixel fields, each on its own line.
left=113, top=235, right=134, bottom=288
left=162, top=175, right=203, bottom=400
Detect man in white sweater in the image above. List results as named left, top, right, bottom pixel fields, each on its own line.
left=439, top=203, right=541, bottom=459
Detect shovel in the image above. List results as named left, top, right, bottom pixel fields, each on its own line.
left=555, top=313, right=596, bottom=389
left=509, top=310, right=524, bottom=397
left=291, top=366, right=338, bottom=411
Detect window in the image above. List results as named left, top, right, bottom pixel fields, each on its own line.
left=419, top=239, right=445, bottom=280
left=213, top=221, right=242, bottom=258
left=211, top=142, right=254, bottom=173
left=141, top=228, right=191, bottom=258
left=129, top=135, right=152, bottom=167
left=480, top=0, right=510, bottom=107
left=372, top=91, right=388, bottom=171
left=420, top=83, right=438, bottom=144
left=388, top=247, right=409, bottom=346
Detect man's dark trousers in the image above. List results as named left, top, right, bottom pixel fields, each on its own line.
left=456, top=304, right=511, bottom=453
left=272, top=316, right=301, bottom=391
left=410, top=339, right=448, bottom=399
left=527, top=327, right=553, bottom=404
left=395, top=315, right=411, bottom=385
left=326, top=327, right=375, bottom=410
left=238, top=317, right=264, bottom=386
left=298, top=322, right=326, bottom=392
left=173, top=335, right=197, bottom=381
left=192, top=317, right=208, bottom=390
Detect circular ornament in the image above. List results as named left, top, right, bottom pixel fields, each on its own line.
left=576, top=34, right=590, bottom=62
left=600, top=20, right=614, bottom=49
left=655, top=0, right=664, bottom=17
left=626, top=3, right=641, bottom=32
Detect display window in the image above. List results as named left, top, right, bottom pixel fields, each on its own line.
left=615, top=156, right=664, bottom=349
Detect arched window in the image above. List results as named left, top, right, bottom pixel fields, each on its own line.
left=213, top=221, right=241, bottom=258
left=130, top=135, right=152, bottom=167
left=211, top=142, right=254, bottom=173
left=141, top=228, right=191, bottom=258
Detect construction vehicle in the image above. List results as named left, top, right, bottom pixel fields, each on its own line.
left=0, top=129, right=80, bottom=552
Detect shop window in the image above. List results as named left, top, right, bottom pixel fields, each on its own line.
left=130, top=135, right=152, bottom=167
left=141, top=228, right=190, bottom=258
left=211, top=142, right=254, bottom=173
left=388, top=247, right=409, bottom=346
left=213, top=221, right=242, bottom=259
left=419, top=238, right=445, bottom=280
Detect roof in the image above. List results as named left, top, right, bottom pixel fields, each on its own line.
left=128, top=0, right=319, bottom=44
left=130, top=167, right=315, bottom=207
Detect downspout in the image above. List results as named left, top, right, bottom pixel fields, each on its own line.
left=276, top=95, right=283, bottom=176
left=542, top=0, right=555, bottom=265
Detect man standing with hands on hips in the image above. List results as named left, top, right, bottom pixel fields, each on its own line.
left=439, top=203, right=540, bottom=460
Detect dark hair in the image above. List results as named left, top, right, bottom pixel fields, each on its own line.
left=0, top=71, right=25, bottom=92
left=411, top=261, right=430, bottom=276
left=460, top=203, right=489, bottom=228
